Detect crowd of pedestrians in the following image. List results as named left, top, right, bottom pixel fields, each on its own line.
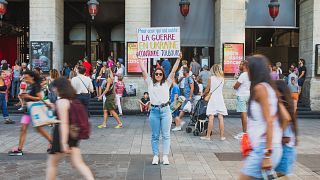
left=1, top=52, right=303, bottom=179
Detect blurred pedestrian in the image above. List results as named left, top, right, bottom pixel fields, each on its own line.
left=82, top=57, right=92, bottom=76
left=298, top=58, right=307, bottom=91
left=115, top=75, right=125, bottom=116
left=270, top=65, right=279, bottom=80
left=239, top=55, right=283, bottom=179
left=161, top=58, right=171, bottom=79
left=198, top=65, right=210, bottom=90
left=61, top=62, right=71, bottom=78
left=201, top=64, right=227, bottom=141
left=46, top=77, right=94, bottom=180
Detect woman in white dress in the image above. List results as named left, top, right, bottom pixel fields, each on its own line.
left=201, top=64, right=228, bottom=141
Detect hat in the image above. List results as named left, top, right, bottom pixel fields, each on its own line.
left=97, top=60, right=102, bottom=65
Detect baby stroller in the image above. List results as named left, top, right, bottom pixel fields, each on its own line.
left=186, top=98, right=209, bottom=136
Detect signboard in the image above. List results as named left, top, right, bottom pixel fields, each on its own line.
left=30, top=41, right=52, bottom=72
left=137, top=27, right=180, bottom=58
left=223, top=43, right=244, bottom=74
left=127, top=42, right=148, bottom=73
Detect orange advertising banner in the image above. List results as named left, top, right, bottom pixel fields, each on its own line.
left=223, top=43, right=244, bottom=74
left=127, top=42, right=148, bottom=73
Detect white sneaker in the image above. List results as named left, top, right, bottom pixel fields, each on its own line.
left=234, top=132, right=244, bottom=140
left=220, top=137, right=226, bottom=141
left=163, top=155, right=170, bottom=165
left=152, top=156, right=159, bottom=165
left=200, top=136, right=211, bottom=141
left=172, top=126, right=182, bottom=131
left=18, top=107, right=24, bottom=111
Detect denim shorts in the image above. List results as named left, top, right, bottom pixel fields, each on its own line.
left=275, top=145, right=296, bottom=175
left=241, top=143, right=282, bottom=179
left=236, top=96, right=249, bottom=113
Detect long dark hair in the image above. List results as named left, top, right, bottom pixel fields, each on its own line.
left=152, top=68, right=166, bottom=85
left=275, top=80, right=298, bottom=144
left=22, top=70, right=42, bottom=85
left=51, top=77, right=76, bottom=99
left=247, top=55, right=271, bottom=117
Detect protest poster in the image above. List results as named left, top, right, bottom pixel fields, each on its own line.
left=127, top=42, right=148, bottom=73
left=137, top=27, right=180, bottom=58
left=223, top=43, right=244, bottom=74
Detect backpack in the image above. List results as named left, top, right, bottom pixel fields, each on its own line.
left=69, top=99, right=91, bottom=140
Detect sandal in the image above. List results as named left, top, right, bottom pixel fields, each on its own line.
left=97, top=125, right=107, bottom=129
left=114, top=124, right=123, bottom=129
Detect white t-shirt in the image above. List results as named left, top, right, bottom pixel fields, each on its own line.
left=236, top=72, right=250, bottom=97
left=71, top=74, right=94, bottom=94
left=145, top=75, right=172, bottom=105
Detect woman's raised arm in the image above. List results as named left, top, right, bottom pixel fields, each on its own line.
left=139, top=60, right=148, bottom=80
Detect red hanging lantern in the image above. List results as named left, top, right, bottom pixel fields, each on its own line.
left=87, top=0, right=99, bottom=20
left=0, top=0, right=8, bottom=20
left=179, top=0, right=190, bottom=18
left=268, top=0, right=280, bottom=21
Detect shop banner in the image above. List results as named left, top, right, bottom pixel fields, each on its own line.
left=127, top=42, right=148, bottom=73
left=137, top=27, right=180, bottom=58
left=223, top=43, right=244, bottom=74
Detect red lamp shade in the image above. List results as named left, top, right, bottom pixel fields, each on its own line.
left=0, top=0, right=8, bottom=20
left=268, top=0, right=280, bottom=21
left=87, top=0, right=99, bottom=20
left=179, top=0, right=190, bottom=18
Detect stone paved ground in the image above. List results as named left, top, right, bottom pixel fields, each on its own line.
left=0, top=115, right=319, bottom=180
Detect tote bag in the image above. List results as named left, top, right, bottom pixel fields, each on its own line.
left=27, top=100, right=60, bottom=127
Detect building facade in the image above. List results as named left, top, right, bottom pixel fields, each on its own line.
left=1, top=0, right=320, bottom=111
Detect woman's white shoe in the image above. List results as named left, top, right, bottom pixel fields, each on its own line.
left=163, top=155, right=170, bottom=165
left=152, top=156, right=159, bottom=165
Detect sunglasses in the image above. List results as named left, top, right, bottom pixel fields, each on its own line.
left=155, top=73, right=163, bottom=77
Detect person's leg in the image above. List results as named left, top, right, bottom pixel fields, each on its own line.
left=241, top=112, right=248, bottom=133
left=2, top=94, right=10, bottom=120
left=115, top=95, right=122, bottom=115
left=206, top=115, right=214, bottom=138
left=11, top=78, right=16, bottom=98
left=149, top=107, right=161, bottom=156
left=110, top=110, right=122, bottom=125
left=16, top=80, right=20, bottom=96
left=70, top=147, right=94, bottom=180
left=139, top=104, right=143, bottom=112
left=175, top=111, right=185, bottom=126
left=36, top=127, right=53, bottom=143
left=218, top=114, right=225, bottom=138
left=18, top=124, right=29, bottom=150
left=45, top=153, right=63, bottom=180
left=160, top=107, right=172, bottom=156
left=100, top=110, right=108, bottom=127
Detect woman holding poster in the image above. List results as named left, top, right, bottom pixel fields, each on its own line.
left=139, top=53, right=181, bottom=165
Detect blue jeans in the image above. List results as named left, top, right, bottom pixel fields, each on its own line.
left=275, top=144, right=296, bottom=175
left=149, top=105, right=172, bottom=156
left=242, top=143, right=282, bottom=179
left=11, top=77, right=20, bottom=97
left=0, top=93, right=9, bottom=119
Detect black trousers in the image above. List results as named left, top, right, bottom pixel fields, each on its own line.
left=76, top=93, right=90, bottom=116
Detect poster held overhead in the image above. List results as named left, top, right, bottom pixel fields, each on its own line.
left=137, top=27, right=180, bottom=58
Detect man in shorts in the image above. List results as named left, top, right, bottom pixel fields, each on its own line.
left=233, top=60, right=251, bottom=140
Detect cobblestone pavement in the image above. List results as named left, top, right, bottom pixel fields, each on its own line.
left=0, top=115, right=319, bottom=180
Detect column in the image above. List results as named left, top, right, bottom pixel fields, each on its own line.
left=299, top=0, right=320, bottom=111
left=29, top=0, right=64, bottom=71
left=214, top=0, right=245, bottom=64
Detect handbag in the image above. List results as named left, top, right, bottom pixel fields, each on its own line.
left=204, top=80, right=223, bottom=102
left=240, top=133, right=252, bottom=158
left=182, top=101, right=192, bottom=113
left=27, top=100, right=60, bottom=127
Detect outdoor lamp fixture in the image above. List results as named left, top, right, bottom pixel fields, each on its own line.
left=0, top=0, right=8, bottom=20
left=268, top=0, right=280, bottom=21
left=179, top=0, right=190, bottom=18
left=87, top=0, right=99, bottom=20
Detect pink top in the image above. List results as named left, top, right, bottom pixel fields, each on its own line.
left=115, top=81, right=125, bottom=95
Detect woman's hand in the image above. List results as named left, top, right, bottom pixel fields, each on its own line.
left=98, top=96, right=103, bottom=101
left=61, top=143, right=71, bottom=154
left=261, top=157, right=272, bottom=170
